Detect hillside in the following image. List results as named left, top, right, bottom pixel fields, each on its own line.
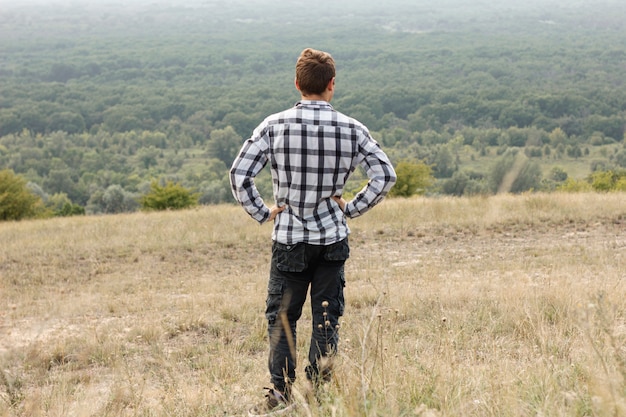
left=1, top=193, right=626, bottom=415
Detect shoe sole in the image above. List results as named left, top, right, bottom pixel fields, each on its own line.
left=247, top=402, right=297, bottom=417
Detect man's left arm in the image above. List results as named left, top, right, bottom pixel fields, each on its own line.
left=343, top=138, right=396, bottom=218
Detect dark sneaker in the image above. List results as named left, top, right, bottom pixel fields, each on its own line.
left=248, top=387, right=296, bottom=416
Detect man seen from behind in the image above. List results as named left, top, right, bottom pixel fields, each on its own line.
left=230, top=47, right=396, bottom=415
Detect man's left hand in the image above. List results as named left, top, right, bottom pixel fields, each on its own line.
left=332, top=196, right=346, bottom=212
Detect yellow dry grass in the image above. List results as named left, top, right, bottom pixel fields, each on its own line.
left=1, top=192, right=625, bottom=416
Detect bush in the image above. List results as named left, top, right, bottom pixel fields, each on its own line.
left=556, top=178, right=592, bottom=192
left=388, top=160, right=434, bottom=197
left=590, top=170, right=626, bottom=192
left=591, top=171, right=616, bottom=192
left=140, top=180, right=199, bottom=211
left=57, top=202, right=86, bottom=216
left=47, top=192, right=85, bottom=217
left=0, top=169, right=43, bottom=220
left=549, top=167, right=568, bottom=182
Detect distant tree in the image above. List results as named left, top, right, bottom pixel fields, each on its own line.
left=0, top=169, right=43, bottom=220
left=47, top=192, right=84, bottom=216
left=566, top=145, right=582, bottom=158
left=441, top=171, right=469, bottom=196
left=47, top=112, right=86, bottom=134
left=499, top=127, right=528, bottom=147
left=102, top=185, right=139, bottom=213
left=137, top=147, right=160, bottom=169
left=548, top=127, right=568, bottom=147
left=207, top=126, right=243, bottom=166
left=184, top=110, right=214, bottom=145
left=0, top=111, right=22, bottom=136
left=489, top=152, right=542, bottom=194
left=525, top=147, right=543, bottom=158
left=47, top=63, right=80, bottom=83
left=198, top=178, right=231, bottom=205
left=432, top=146, right=456, bottom=178
left=47, top=192, right=70, bottom=211
left=102, top=106, right=149, bottom=132
left=42, top=167, right=88, bottom=205
left=140, top=131, right=168, bottom=149
left=140, top=180, right=199, bottom=211
left=388, top=160, right=434, bottom=197
left=549, top=167, right=568, bottom=182
left=43, top=168, right=75, bottom=195
left=497, top=102, right=537, bottom=128
left=584, top=115, right=624, bottom=141
left=221, top=111, right=258, bottom=139
left=381, top=127, right=410, bottom=148
left=614, top=150, right=626, bottom=168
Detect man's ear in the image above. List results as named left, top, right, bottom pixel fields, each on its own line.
left=295, top=77, right=301, bottom=91
left=327, top=77, right=335, bottom=92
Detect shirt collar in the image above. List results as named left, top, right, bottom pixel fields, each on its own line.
left=295, top=100, right=334, bottom=110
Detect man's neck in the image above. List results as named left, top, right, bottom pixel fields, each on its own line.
left=301, top=92, right=332, bottom=102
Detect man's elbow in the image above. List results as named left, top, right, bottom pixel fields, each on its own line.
left=229, top=168, right=247, bottom=191
left=386, top=171, right=397, bottom=191
left=228, top=166, right=238, bottom=183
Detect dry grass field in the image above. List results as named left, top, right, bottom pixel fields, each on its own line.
left=1, top=193, right=625, bottom=417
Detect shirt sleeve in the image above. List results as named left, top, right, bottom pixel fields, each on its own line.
left=229, top=129, right=271, bottom=224
left=344, top=133, right=397, bottom=219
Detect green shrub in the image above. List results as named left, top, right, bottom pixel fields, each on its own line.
left=47, top=192, right=84, bottom=217
left=590, top=170, right=626, bottom=192
left=552, top=169, right=626, bottom=193
left=591, top=171, right=617, bottom=192
left=140, top=180, right=199, bottom=211
left=556, top=178, right=592, bottom=192
left=0, top=169, right=43, bottom=221
left=389, top=160, right=434, bottom=197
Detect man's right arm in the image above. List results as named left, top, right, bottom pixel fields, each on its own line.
left=229, top=138, right=271, bottom=224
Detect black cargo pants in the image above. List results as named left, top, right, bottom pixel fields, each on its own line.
left=265, top=238, right=349, bottom=392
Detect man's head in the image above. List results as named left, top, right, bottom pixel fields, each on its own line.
left=295, top=48, right=335, bottom=99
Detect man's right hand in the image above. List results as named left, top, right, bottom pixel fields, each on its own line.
left=268, top=205, right=286, bottom=222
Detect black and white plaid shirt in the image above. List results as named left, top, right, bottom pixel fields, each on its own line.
left=230, top=100, right=396, bottom=245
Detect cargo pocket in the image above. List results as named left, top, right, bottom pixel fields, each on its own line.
left=273, top=242, right=307, bottom=272
left=324, top=238, right=350, bottom=262
left=265, top=276, right=284, bottom=324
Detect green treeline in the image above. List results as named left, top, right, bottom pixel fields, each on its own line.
left=1, top=0, right=625, bottom=216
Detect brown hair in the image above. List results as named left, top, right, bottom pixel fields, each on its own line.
left=295, top=48, right=335, bottom=96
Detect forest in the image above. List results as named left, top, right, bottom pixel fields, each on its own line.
left=1, top=0, right=625, bottom=215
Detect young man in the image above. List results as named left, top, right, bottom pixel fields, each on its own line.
left=230, top=48, right=396, bottom=415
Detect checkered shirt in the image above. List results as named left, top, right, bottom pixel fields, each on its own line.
left=230, top=100, right=396, bottom=245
